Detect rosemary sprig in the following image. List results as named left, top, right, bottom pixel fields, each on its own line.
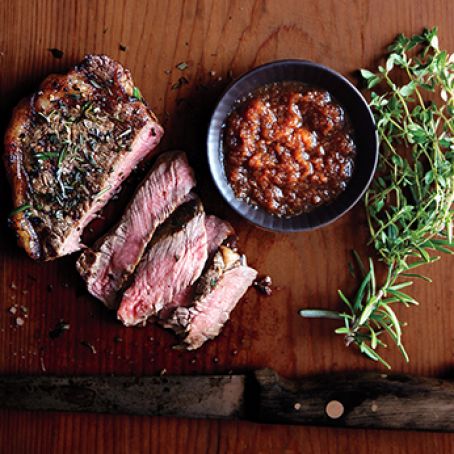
left=300, top=27, right=454, bottom=368
left=35, top=151, right=60, bottom=161
left=132, top=86, right=143, bottom=101
left=9, top=203, right=31, bottom=217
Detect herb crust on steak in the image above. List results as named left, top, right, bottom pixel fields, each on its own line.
left=4, top=54, right=163, bottom=260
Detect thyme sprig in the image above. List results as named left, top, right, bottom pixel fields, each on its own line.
left=300, top=27, right=454, bottom=368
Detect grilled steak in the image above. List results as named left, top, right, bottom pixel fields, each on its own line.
left=76, top=151, right=195, bottom=308
left=204, top=215, right=234, bottom=256
left=158, top=215, right=234, bottom=325
left=4, top=54, right=163, bottom=260
left=117, top=198, right=208, bottom=326
left=166, top=246, right=257, bottom=349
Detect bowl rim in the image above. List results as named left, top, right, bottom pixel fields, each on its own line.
left=207, top=58, right=379, bottom=232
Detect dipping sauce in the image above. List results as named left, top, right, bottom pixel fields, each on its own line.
left=223, top=82, right=356, bottom=217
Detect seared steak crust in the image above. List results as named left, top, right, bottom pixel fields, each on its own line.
left=76, top=151, right=195, bottom=308
left=4, top=54, right=163, bottom=260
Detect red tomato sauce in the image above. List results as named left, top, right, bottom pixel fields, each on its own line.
left=224, top=82, right=356, bottom=217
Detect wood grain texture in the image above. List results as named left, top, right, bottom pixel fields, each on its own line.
left=0, top=0, right=453, bottom=452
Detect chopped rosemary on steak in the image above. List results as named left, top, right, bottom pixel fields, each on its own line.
left=4, top=54, right=163, bottom=260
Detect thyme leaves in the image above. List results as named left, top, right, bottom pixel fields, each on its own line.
left=300, top=27, right=454, bottom=368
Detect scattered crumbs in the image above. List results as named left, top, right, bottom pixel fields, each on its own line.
left=81, top=341, right=97, bottom=354
left=160, top=368, right=167, bottom=376
left=164, top=69, right=171, bottom=75
left=294, top=402, right=302, bottom=411
left=150, top=357, right=155, bottom=363
left=11, top=282, right=17, bottom=290
left=213, top=357, right=219, bottom=364
left=48, top=48, right=64, bottom=59
left=15, top=317, right=25, bottom=327
left=49, top=320, right=70, bottom=339
left=119, top=43, right=127, bottom=52
left=171, top=76, right=189, bottom=90
left=10, top=295, right=16, bottom=301
left=149, top=337, right=154, bottom=342
left=8, top=306, right=17, bottom=315
left=63, top=282, right=70, bottom=288
left=253, top=275, right=273, bottom=296
left=176, top=97, right=187, bottom=107
left=196, top=84, right=208, bottom=93
left=209, top=70, right=216, bottom=77
left=231, top=349, right=238, bottom=356
left=114, top=336, right=123, bottom=343
left=22, top=289, right=29, bottom=295
left=190, top=358, right=196, bottom=364
left=40, top=356, right=47, bottom=372
left=175, top=61, right=189, bottom=71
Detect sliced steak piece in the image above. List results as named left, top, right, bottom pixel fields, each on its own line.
left=158, top=215, right=234, bottom=326
left=166, top=246, right=257, bottom=349
left=204, top=215, right=234, bottom=256
left=4, top=54, right=163, bottom=260
left=76, top=151, right=195, bottom=308
left=117, top=198, right=208, bottom=327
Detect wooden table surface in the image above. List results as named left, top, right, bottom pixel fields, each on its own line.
left=1, top=0, right=453, bottom=452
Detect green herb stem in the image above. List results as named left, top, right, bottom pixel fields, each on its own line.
left=300, top=27, right=454, bottom=368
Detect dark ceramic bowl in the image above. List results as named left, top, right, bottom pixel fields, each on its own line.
left=207, top=59, right=378, bottom=232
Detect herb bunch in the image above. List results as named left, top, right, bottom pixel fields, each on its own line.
left=300, top=28, right=454, bottom=368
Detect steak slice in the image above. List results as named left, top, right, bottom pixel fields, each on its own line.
left=4, top=54, right=163, bottom=260
left=76, top=151, right=195, bottom=308
left=117, top=198, right=208, bottom=326
left=204, top=215, right=234, bottom=256
left=158, top=215, right=234, bottom=325
left=166, top=246, right=257, bottom=350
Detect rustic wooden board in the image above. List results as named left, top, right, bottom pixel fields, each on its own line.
left=1, top=0, right=454, bottom=452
